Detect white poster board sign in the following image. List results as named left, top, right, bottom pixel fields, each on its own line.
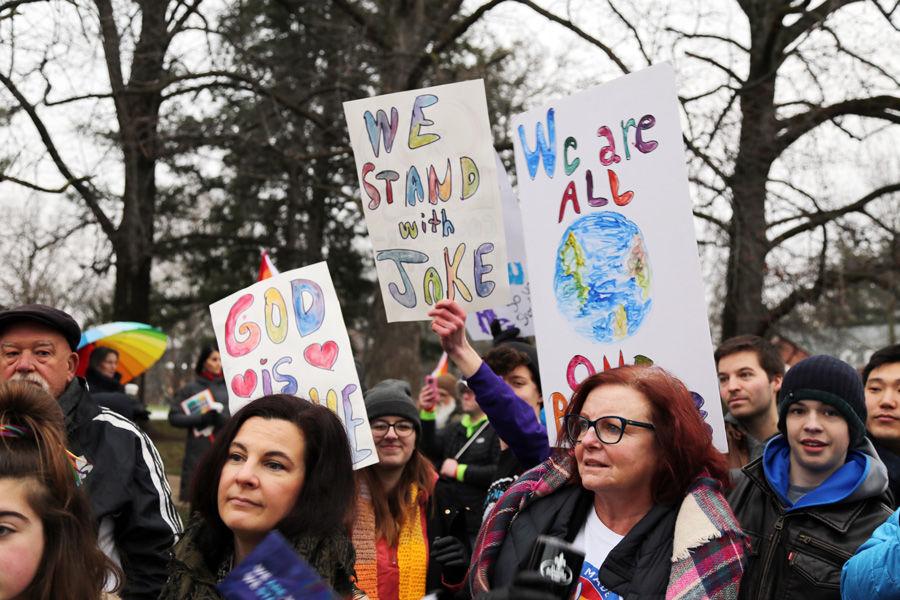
left=512, top=64, right=726, bottom=451
left=467, top=153, right=535, bottom=341
left=344, top=80, right=510, bottom=322
left=209, top=262, right=377, bottom=468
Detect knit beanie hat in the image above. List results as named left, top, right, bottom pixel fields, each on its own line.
left=777, top=355, right=867, bottom=445
left=364, top=379, right=421, bottom=436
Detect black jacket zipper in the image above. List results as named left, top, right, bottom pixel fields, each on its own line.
left=796, top=533, right=853, bottom=562
left=754, top=515, right=785, bottom=599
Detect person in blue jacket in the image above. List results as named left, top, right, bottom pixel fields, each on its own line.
left=841, top=507, right=900, bottom=599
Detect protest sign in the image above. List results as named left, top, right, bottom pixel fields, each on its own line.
left=344, top=79, right=510, bottom=322
left=467, top=153, right=535, bottom=341
left=218, top=531, right=333, bottom=600
left=210, top=262, right=377, bottom=468
left=512, top=64, right=726, bottom=451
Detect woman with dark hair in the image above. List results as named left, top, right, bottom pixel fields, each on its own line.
left=469, top=366, right=746, bottom=599
left=168, top=345, right=230, bottom=501
left=352, top=379, right=469, bottom=600
left=159, top=394, right=359, bottom=599
left=86, top=347, right=123, bottom=393
left=85, top=346, right=143, bottom=420
left=0, top=381, right=122, bottom=599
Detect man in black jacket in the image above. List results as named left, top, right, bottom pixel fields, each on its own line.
left=727, top=355, right=893, bottom=600
left=862, top=344, right=900, bottom=508
left=0, top=304, right=182, bottom=599
left=422, top=378, right=500, bottom=545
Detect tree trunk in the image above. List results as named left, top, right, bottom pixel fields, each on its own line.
left=720, top=5, right=779, bottom=340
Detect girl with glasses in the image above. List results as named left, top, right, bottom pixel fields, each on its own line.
left=469, top=365, right=746, bottom=600
left=352, top=379, right=470, bottom=600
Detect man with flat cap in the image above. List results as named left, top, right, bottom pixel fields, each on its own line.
left=0, top=304, right=182, bottom=599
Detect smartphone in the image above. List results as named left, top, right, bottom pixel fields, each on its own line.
left=423, top=375, right=439, bottom=408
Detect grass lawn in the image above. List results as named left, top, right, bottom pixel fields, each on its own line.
left=144, top=412, right=192, bottom=522
left=145, top=414, right=186, bottom=477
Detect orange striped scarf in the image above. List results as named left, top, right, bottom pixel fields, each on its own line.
left=352, top=483, right=428, bottom=600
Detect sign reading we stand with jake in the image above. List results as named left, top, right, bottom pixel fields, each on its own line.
left=512, top=64, right=726, bottom=451
left=344, top=79, right=510, bottom=322
left=209, top=262, right=376, bottom=469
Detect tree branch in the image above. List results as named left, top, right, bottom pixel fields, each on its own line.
left=693, top=209, right=730, bottom=232
left=330, top=0, right=389, bottom=50
left=511, top=0, right=630, bottom=74
left=776, top=95, right=900, bottom=152
left=767, top=182, right=900, bottom=248
left=776, top=0, right=862, bottom=54
left=0, top=173, right=93, bottom=194
left=0, top=71, right=116, bottom=236
left=684, top=51, right=744, bottom=84
left=763, top=225, right=830, bottom=330
left=405, top=0, right=507, bottom=88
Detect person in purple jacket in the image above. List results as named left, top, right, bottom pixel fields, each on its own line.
left=425, top=299, right=551, bottom=516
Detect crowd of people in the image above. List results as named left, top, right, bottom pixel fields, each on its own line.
left=0, top=299, right=898, bottom=599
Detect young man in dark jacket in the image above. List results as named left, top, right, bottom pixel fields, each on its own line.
left=862, top=344, right=900, bottom=507
left=0, top=304, right=182, bottom=600
left=728, top=355, right=893, bottom=600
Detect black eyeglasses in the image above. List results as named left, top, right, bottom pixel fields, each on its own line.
left=370, top=420, right=416, bottom=437
left=563, top=414, right=655, bottom=445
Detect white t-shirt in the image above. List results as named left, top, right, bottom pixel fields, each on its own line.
left=571, top=508, right=623, bottom=600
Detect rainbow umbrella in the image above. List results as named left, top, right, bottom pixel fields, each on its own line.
left=76, top=322, right=168, bottom=383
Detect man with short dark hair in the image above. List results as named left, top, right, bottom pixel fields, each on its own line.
left=716, top=335, right=785, bottom=468
left=728, top=355, right=893, bottom=599
left=0, top=304, right=181, bottom=599
left=862, top=344, right=900, bottom=507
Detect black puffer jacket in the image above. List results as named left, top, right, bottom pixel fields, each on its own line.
left=422, top=416, right=501, bottom=539
left=60, top=378, right=182, bottom=599
left=168, top=376, right=230, bottom=500
left=727, top=448, right=893, bottom=600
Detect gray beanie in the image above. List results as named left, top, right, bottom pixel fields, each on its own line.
left=364, top=379, right=420, bottom=436
left=777, top=355, right=867, bottom=446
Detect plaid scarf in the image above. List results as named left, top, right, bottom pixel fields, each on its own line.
left=467, top=453, right=745, bottom=599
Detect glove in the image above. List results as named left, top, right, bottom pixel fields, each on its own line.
left=430, top=535, right=469, bottom=583
left=199, top=410, right=219, bottom=427
left=476, top=571, right=560, bottom=600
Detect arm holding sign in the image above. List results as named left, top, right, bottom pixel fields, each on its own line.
left=429, top=300, right=550, bottom=469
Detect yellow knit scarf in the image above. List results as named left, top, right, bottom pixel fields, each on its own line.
left=352, top=482, right=428, bottom=600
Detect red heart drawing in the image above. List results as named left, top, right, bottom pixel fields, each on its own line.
left=231, top=369, right=258, bottom=397
left=304, top=341, right=339, bottom=371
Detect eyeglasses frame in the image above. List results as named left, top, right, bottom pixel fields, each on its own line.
left=563, top=414, right=656, bottom=445
left=370, top=419, right=416, bottom=438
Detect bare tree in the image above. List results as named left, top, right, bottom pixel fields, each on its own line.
left=0, top=0, right=210, bottom=321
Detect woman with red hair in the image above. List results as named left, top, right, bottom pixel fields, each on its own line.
left=469, top=365, right=746, bottom=599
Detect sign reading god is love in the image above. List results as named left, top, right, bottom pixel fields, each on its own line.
left=344, top=79, right=510, bottom=322
left=512, top=64, right=726, bottom=451
left=209, top=262, right=376, bottom=469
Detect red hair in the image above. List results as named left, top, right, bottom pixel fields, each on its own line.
left=565, top=365, right=729, bottom=504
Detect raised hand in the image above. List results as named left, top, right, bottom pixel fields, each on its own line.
left=427, top=299, right=482, bottom=377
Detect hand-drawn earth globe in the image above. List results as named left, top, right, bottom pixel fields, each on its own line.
left=554, top=212, right=652, bottom=343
